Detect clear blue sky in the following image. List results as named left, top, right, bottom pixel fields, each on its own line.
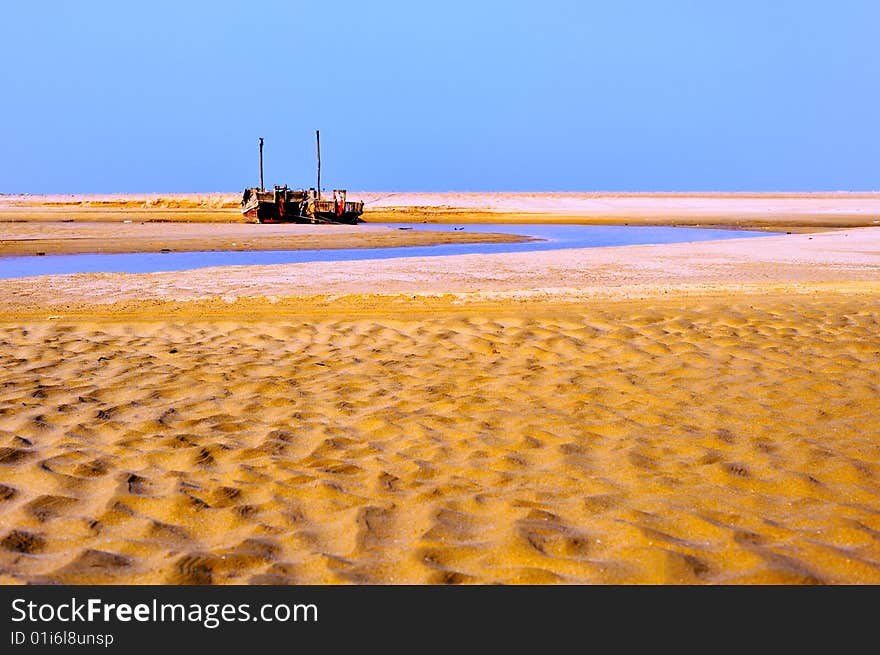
left=1, top=1, right=877, bottom=192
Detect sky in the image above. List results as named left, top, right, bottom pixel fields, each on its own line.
left=1, top=0, right=878, bottom=192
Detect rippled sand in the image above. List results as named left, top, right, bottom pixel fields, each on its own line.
left=1, top=294, right=878, bottom=584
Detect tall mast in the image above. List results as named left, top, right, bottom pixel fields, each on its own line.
left=259, top=137, right=264, bottom=191
left=316, top=130, right=321, bottom=200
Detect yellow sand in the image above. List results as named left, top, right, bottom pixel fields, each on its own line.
left=1, top=294, right=878, bottom=584
left=1, top=194, right=879, bottom=584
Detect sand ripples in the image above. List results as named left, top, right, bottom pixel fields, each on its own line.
left=0, top=297, right=879, bottom=583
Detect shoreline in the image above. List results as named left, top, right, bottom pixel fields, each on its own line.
left=2, top=227, right=877, bottom=314
left=0, top=222, right=530, bottom=257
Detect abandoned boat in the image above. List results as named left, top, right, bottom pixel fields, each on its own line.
left=240, top=133, right=364, bottom=225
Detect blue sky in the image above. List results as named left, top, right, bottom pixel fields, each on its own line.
left=1, top=1, right=877, bottom=192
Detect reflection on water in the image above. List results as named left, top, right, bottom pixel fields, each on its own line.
left=0, top=223, right=771, bottom=279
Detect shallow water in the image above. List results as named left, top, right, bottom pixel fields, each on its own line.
left=0, top=223, right=771, bottom=279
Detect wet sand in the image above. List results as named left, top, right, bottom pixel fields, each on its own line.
left=0, top=222, right=527, bottom=257
left=1, top=195, right=879, bottom=584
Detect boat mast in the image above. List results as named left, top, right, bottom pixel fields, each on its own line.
left=259, top=137, right=264, bottom=191
left=316, top=130, right=321, bottom=200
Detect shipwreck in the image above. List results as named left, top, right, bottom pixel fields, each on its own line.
left=241, top=131, right=364, bottom=225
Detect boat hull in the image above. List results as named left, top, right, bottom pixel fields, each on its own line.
left=242, top=204, right=307, bottom=223
left=241, top=187, right=307, bottom=223
left=304, top=199, right=365, bottom=225
left=241, top=188, right=364, bottom=224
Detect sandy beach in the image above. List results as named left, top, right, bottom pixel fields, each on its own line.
left=1, top=194, right=879, bottom=584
